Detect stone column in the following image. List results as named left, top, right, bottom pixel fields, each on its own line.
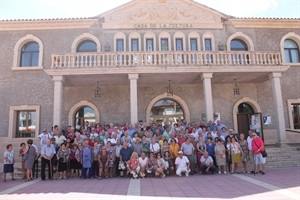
left=269, top=72, right=286, bottom=143
left=201, top=73, right=214, bottom=123
left=53, top=75, right=65, bottom=128
left=128, top=73, right=139, bottom=126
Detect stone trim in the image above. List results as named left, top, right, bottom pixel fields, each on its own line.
left=226, top=32, right=255, bottom=51
left=12, top=34, right=44, bottom=70
left=68, top=101, right=100, bottom=126
left=144, top=32, right=157, bottom=51
left=71, top=33, right=101, bottom=53
left=8, top=105, right=40, bottom=138
left=129, top=32, right=142, bottom=51
left=173, top=31, right=186, bottom=51
left=158, top=31, right=171, bottom=51
left=145, top=93, right=190, bottom=125
left=280, top=32, right=300, bottom=65
left=232, top=97, right=261, bottom=133
left=287, top=99, right=300, bottom=130
left=114, top=32, right=127, bottom=52
left=202, top=32, right=215, bottom=51
left=188, top=31, right=201, bottom=51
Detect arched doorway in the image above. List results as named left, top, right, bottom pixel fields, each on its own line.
left=233, top=97, right=263, bottom=138
left=237, top=103, right=255, bottom=138
left=150, top=99, right=184, bottom=125
left=74, top=106, right=96, bottom=127
left=146, top=93, right=190, bottom=125
left=68, top=101, right=100, bottom=127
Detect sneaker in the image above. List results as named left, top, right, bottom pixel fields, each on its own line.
left=99, top=176, right=102, bottom=180
left=224, top=171, right=227, bottom=174
left=261, top=172, right=265, bottom=175
left=250, top=171, right=255, bottom=174
left=185, top=172, right=189, bottom=177
left=218, top=171, right=221, bottom=174
left=59, top=177, right=62, bottom=180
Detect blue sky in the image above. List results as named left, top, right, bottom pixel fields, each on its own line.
left=0, top=0, right=299, bottom=20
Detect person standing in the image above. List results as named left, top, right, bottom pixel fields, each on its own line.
left=247, top=130, right=255, bottom=173
left=41, top=139, right=56, bottom=180
left=80, top=140, right=94, bottom=179
left=57, top=143, right=69, bottom=179
left=3, top=144, right=15, bottom=182
left=251, top=132, right=267, bottom=175
left=24, top=139, right=37, bottom=181
left=180, top=137, right=195, bottom=175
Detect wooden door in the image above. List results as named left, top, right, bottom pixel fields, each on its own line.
left=237, top=113, right=250, bottom=138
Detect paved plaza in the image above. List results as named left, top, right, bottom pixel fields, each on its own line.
left=0, top=168, right=299, bottom=200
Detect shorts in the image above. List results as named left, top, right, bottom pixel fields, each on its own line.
left=254, top=153, right=266, bottom=164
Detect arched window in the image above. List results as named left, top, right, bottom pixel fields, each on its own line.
left=284, top=39, right=300, bottom=63
left=74, top=106, right=96, bottom=127
left=20, top=42, right=39, bottom=67
left=230, top=39, right=248, bottom=51
left=77, top=40, right=97, bottom=52
left=238, top=103, right=254, bottom=114
left=150, top=99, right=184, bottom=125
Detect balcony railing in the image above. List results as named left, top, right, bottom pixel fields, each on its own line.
left=51, top=51, right=282, bottom=69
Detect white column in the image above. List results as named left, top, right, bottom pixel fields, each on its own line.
left=53, top=75, right=65, bottom=128
left=128, top=73, right=139, bottom=126
left=269, top=72, right=286, bottom=143
left=201, top=73, right=214, bottom=123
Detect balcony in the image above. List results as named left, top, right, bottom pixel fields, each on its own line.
left=51, top=51, right=283, bottom=69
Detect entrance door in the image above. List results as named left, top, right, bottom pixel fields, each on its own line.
left=150, top=99, right=184, bottom=126
left=237, top=103, right=264, bottom=140
left=237, top=113, right=250, bottom=138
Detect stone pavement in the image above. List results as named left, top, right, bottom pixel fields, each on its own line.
left=0, top=168, right=299, bottom=200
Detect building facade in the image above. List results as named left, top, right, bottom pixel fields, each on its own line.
left=0, top=0, right=300, bottom=152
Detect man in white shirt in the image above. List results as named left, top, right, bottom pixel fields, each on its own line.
left=54, top=131, right=66, bottom=146
left=247, top=130, right=255, bottom=173
left=138, top=152, right=148, bottom=178
left=150, top=138, right=160, bottom=155
left=175, top=151, right=190, bottom=177
left=200, top=151, right=216, bottom=175
left=38, top=129, right=52, bottom=149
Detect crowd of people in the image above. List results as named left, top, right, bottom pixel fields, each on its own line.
left=2, top=119, right=267, bottom=182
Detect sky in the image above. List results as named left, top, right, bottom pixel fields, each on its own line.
left=0, top=0, right=299, bottom=20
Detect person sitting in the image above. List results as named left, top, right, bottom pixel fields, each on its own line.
left=138, top=152, right=148, bottom=178
left=156, top=154, right=166, bottom=178
left=146, top=152, right=157, bottom=176
left=200, top=151, right=217, bottom=175
left=127, top=152, right=140, bottom=179
left=119, top=142, right=133, bottom=177
left=175, top=151, right=190, bottom=177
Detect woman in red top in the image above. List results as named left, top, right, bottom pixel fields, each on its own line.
left=251, top=133, right=266, bottom=175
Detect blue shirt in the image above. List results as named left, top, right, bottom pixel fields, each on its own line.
left=120, top=147, right=133, bottom=162
left=41, top=144, right=56, bottom=157
left=127, top=128, right=136, bottom=137
left=206, top=143, right=216, bottom=157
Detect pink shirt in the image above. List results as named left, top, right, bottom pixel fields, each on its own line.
left=251, top=137, right=264, bottom=155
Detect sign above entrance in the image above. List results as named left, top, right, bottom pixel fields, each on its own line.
left=133, top=23, right=193, bottom=29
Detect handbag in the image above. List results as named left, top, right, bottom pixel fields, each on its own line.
left=253, top=140, right=267, bottom=157
left=261, top=150, right=268, bottom=158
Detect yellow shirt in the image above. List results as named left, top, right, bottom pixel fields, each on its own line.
left=169, top=143, right=180, bottom=158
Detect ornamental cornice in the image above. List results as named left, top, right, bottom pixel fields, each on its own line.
left=45, top=65, right=290, bottom=76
